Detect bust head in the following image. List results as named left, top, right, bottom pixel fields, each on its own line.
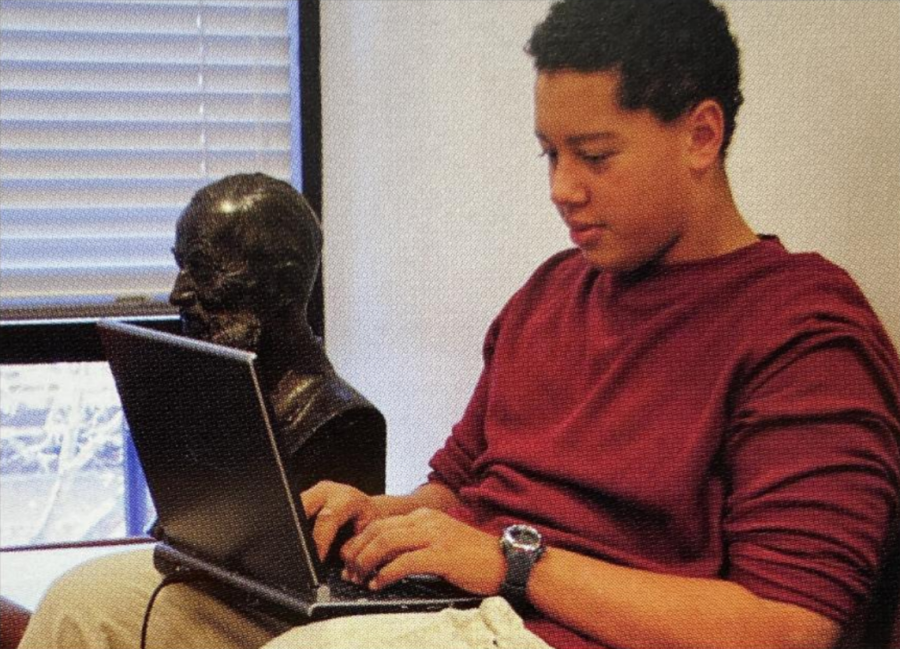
left=168, top=175, right=386, bottom=497
left=169, top=173, right=322, bottom=351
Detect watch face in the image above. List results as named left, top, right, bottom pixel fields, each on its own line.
left=504, top=524, right=542, bottom=552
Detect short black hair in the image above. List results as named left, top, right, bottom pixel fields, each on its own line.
left=526, top=0, right=743, bottom=156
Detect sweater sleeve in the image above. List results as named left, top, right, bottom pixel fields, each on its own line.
left=724, top=326, right=900, bottom=626
left=427, top=311, right=504, bottom=491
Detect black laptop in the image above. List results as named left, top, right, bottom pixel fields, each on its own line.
left=97, top=319, right=482, bottom=620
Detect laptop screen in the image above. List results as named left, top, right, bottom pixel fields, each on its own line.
left=98, top=320, right=321, bottom=597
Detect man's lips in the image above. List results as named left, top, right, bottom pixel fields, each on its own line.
left=568, top=223, right=606, bottom=248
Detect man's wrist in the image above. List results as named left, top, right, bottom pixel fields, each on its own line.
left=499, top=524, right=546, bottom=609
left=370, top=494, right=416, bottom=519
left=408, top=481, right=461, bottom=512
left=370, top=486, right=454, bottom=519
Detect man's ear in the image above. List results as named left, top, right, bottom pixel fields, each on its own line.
left=684, top=99, right=725, bottom=171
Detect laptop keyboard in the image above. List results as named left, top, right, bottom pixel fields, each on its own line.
left=323, top=565, right=469, bottom=602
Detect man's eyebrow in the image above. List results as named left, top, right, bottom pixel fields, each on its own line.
left=535, top=131, right=619, bottom=145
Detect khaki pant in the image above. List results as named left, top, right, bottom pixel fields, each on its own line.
left=20, top=549, right=552, bottom=649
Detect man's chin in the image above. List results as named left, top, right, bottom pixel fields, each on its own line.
left=579, top=246, right=635, bottom=273
left=579, top=243, right=667, bottom=275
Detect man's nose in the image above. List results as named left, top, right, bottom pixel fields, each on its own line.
left=169, top=271, right=197, bottom=307
left=550, top=159, right=588, bottom=209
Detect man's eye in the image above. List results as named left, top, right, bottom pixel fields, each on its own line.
left=580, top=151, right=613, bottom=165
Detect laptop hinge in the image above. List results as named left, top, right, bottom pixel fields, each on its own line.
left=153, top=543, right=314, bottom=614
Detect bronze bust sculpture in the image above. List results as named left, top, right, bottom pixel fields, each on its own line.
left=169, top=173, right=385, bottom=499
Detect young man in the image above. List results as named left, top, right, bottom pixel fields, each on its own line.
left=21, top=1, right=899, bottom=648
left=294, top=1, right=900, bottom=647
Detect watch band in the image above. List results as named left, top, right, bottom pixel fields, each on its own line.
left=499, top=550, right=534, bottom=603
left=499, top=525, right=545, bottom=609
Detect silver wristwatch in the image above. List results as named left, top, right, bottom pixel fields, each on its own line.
left=499, top=524, right=545, bottom=608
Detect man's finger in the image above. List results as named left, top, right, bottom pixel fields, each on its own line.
left=311, top=508, right=342, bottom=561
left=344, top=519, right=428, bottom=578
left=301, top=481, right=366, bottom=561
left=340, top=514, right=401, bottom=563
left=369, top=549, right=439, bottom=591
left=300, top=480, right=335, bottom=518
left=312, top=497, right=365, bottom=561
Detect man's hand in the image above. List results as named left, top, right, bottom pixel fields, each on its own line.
left=301, top=481, right=385, bottom=561
left=339, top=508, right=506, bottom=595
left=301, top=479, right=464, bottom=561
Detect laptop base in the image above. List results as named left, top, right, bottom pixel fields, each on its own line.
left=154, top=543, right=483, bottom=621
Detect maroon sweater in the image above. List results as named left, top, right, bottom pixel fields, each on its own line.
left=429, top=238, right=900, bottom=649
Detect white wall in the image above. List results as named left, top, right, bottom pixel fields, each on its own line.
left=321, top=0, right=900, bottom=494
left=725, top=1, right=900, bottom=341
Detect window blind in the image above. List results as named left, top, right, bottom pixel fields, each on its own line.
left=0, top=0, right=296, bottom=319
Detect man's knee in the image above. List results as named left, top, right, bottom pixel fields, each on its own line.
left=22, top=548, right=285, bottom=649
left=46, top=548, right=157, bottom=610
left=20, top=549, right=157, bottom=649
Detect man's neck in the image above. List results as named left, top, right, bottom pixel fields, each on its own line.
left=667, top=169, right=758, bottom=264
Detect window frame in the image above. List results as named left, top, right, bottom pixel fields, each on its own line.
left=0, top=0, right=323, bottom=364
left=0, top=0, right=323, bottom=549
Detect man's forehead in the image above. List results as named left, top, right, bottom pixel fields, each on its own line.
left=535, top=71, right=624, bottom=127
left=534, top=69, right=672, bottom=145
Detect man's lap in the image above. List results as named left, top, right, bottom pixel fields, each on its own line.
left=19, top=548, right=284, bottom=649
left=263, top=597, right=551, bottom=649
left=20, top=548, right=551, bottom=649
